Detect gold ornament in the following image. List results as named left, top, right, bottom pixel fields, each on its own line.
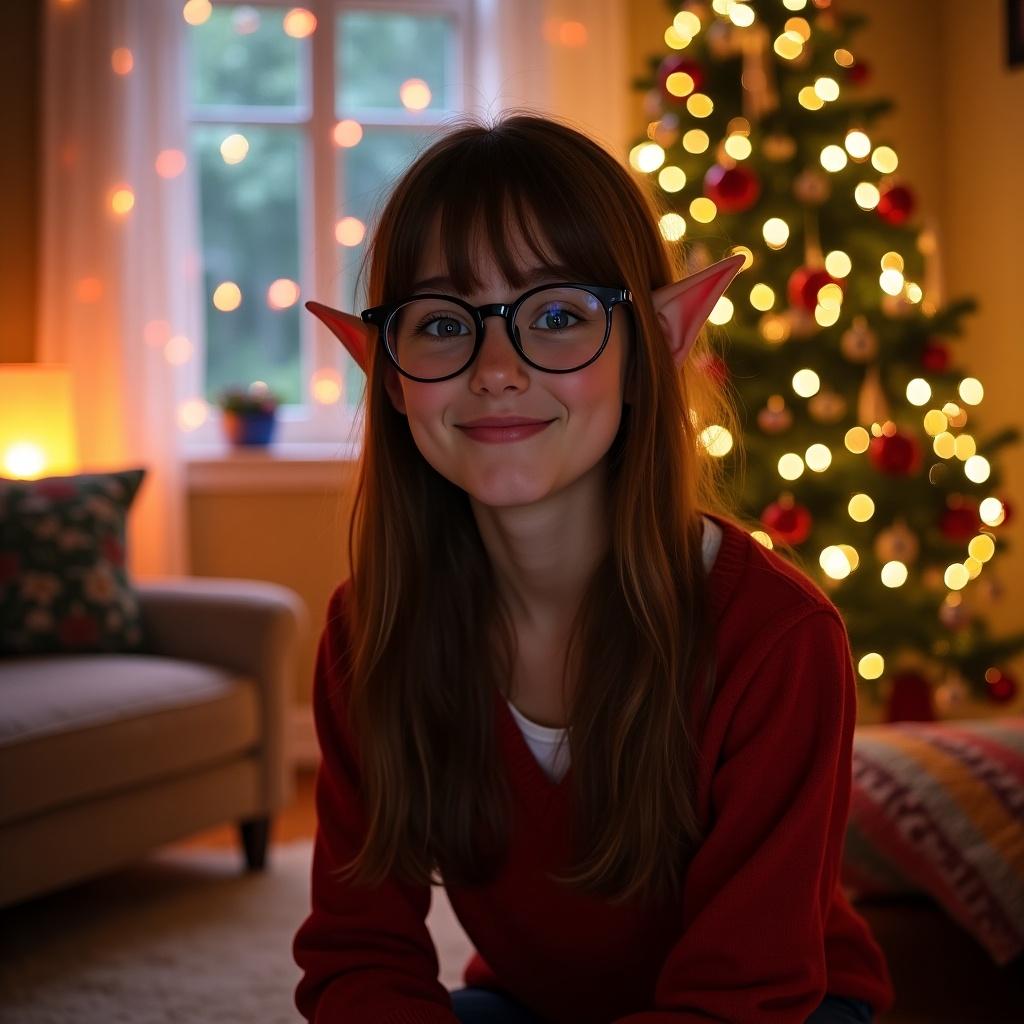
left=738, top=22, right=778, bottom=122
left=757, top=395, right=793, bottom=433
left=759, top=311, right=791, bottom=344
left=762, top=134, right=796, bottom=162
left=857, top=363, right=890, bottom=424
left=793, top=168, right=831, bottom=205
left=841, top=315, right=878, bottom=362
left=807, top=387, right=847, bottom=423
left=874, top=518, right=919, bottom=564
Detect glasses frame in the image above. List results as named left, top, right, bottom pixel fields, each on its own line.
left=360, top=282, right=634, bottom=383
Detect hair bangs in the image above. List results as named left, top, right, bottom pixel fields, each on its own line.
left=382, top=126, right=630, bottom=306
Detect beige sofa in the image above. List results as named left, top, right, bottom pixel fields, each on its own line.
left=0, top=576, right=307, bottom=909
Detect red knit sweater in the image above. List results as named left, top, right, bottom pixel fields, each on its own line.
left=293, top=512, right=895, bottom=1023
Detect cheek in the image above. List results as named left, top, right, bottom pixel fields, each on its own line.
left=395, top=385, right=456, bottom=457
left=562, top=339, right=627, bottom=419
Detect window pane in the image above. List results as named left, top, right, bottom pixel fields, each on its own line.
left=189, top=4, right=303, bottom=108
left=192, top=124, right=303, bottom=405
left=336, top=127, right=435, bottom=407
left=337, top=11, right=455, bottom=111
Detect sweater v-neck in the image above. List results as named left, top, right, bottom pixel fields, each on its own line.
left=493, top=511, right=751, bottom=808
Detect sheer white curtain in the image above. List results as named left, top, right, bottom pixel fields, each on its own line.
left=474, top=0, right=629, bottom=159
left=37, top=0, right=197, bottom=578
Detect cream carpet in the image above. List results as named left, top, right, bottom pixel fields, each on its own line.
left=0, top=839, right=475, bottom=1023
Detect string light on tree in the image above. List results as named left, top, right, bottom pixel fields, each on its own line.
left=848, top=493, right=876, bottom=521
left=792, top=368, right=821, bottom=397
left=658, top=165, right=687, bottom=192
left=872, top=146, right=899, bottom=172
left=658, top=212, right=687, bottom=241
left=820, top=145, right=848, bottom=172
left=762, top=217, right=790, bottom=249
left=629, top=142, right=666, bottom=172
left=845, top=129, right=872, bottom=159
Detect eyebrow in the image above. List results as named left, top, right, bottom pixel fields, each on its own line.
left=410, top=264, right=578, bottom=295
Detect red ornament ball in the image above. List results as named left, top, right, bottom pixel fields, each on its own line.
left=877, top=183, right=916, bottom=226
left=984, top=667, right=1018, bottom=704
left=921, top=339, right=951, bottom=373
left=704, top=164, right=761, bottom=214
left=787, top=266, right=841, bottom=313
left=658, top=55, right=704, bottom=96
left=760, top=499, right=813, bottom=545
left=940, top=504, right=981, bottom=542
left=847, top=60, right=871, bottom=85
left=868, top=431, right=922, bottom=476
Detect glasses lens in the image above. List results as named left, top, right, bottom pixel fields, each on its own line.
left=388, top=297, right=475, bottom=380
left=514, top=287, right=607, bottom=371
left=387, top=288, right=608, bottom=380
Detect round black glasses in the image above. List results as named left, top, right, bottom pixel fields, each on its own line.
left=360, top=282, right=633, bottom=384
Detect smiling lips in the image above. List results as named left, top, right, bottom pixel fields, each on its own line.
left=456, top=418, right=555, bottom=443
left=457, top=416, right=553, bottom=427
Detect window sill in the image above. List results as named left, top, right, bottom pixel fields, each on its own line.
left=185, top=440, right=360, bottom=493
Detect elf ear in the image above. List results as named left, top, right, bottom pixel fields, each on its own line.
left=305, top=300, right=371, bottom=373
left=305, top=299, right=407, bottom=414
left=652, top=253, right=746, bottom=368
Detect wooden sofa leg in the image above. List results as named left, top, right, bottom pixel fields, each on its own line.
left=239, top=815, right=270, bottom=871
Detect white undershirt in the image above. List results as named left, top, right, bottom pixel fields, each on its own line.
left=506, top=514, right=723, bottom=782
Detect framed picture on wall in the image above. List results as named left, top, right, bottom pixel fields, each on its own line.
left=1009, top=0, right=1024, bottom=66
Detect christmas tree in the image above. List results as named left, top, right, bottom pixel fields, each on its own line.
left=630, top=0, right=1023, bottom=718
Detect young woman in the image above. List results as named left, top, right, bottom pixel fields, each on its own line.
left=292, top=111, right=894, bottom=1024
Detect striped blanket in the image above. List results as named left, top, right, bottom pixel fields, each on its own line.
left=843, top=716, right=1024, bottom=966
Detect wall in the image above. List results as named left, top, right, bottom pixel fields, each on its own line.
left=936, top=0, right=1024, bottom=647
left=0, top=1, right=40, bottom=364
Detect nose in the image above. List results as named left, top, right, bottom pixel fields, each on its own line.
left=467, top=312, right=528, bottom=383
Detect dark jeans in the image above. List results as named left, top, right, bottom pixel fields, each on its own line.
left=449, top=986, right=874, bottom=1023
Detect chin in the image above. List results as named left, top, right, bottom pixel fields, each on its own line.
left=464, top=481, right=553, bottom=509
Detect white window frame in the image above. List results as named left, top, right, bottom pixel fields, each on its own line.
left=181, top=0, right=478, bottom=455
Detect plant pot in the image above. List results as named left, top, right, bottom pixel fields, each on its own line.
left=221, top=409, right=278, bottom=447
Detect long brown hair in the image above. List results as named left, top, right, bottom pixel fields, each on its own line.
left=333, top=110, right=749, bottom=909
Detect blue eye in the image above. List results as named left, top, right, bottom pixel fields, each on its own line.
left=531, top=305, right=582, bottom=332
left=414, top=313, right=472, bottom=338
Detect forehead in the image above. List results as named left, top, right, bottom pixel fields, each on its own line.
left=411, top=205, right=573, bottom=300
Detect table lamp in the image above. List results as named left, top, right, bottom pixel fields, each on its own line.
left=0, top=363, right=79, bottom=479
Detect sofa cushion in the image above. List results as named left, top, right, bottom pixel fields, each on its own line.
left=0, top=655, right=260, bottom=825
left=0, top=467, right=147, bottom=655
left=843, top=716, right=1024, bottom=967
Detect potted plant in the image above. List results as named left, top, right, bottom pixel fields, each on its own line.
left=217, top=383, right=281, bottom=447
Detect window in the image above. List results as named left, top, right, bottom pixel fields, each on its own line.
left=183, top=0, right=476, bottom=449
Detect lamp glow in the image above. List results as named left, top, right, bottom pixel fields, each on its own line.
left=0, top=364, right=79, bottom=479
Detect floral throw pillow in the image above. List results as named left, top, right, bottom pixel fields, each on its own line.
left=0, top=468, right=147, bottom=655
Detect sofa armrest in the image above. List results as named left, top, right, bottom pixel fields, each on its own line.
left=135, top=576, right=309, bottom=808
